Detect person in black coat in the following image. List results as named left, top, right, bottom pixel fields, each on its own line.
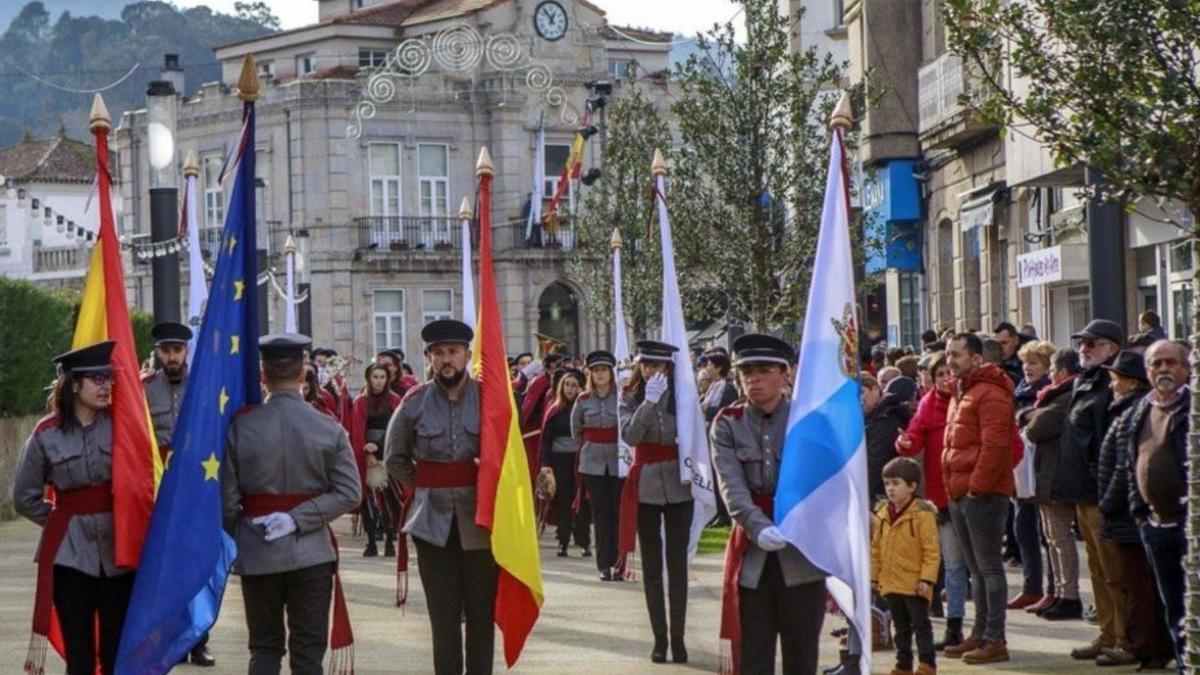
left=1095, top=352, right=1173, bottom=668
left=862, top=374, right=916, bottom=503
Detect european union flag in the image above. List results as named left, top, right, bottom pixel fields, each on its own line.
left=116, top=99, right=260, bottom=674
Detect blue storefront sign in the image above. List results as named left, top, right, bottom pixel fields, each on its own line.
left=863, top=159, right=922, bottom=274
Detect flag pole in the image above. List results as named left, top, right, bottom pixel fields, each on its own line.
left=183, top=150, right=206, bottom=365
left=460, top=195, right=476, bottom=328
left=611, top=227, right=633, bottom=477
left=284, top=234, right=297, bottom=333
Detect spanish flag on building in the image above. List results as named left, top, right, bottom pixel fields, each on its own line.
left=472, top=147, right=543, bottom=667
left=72, top=93, right=161, bottom=567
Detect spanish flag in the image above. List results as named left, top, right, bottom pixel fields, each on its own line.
left=73, top=93, right=161, bottom=568
left=472, top=147, right=543, bottom=667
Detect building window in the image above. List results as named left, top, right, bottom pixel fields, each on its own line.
left=544, top=144, right=571, bottom=196
left=832, top=0, right=845, bottom=27
left=296, top=53, right=316, bottom=76
left=257, top=60, right=274, bottom=78
left=608, top=58, right=635, bottom=79
left=422, top=289, right=454, bottom=324
left=374, top=290, right=406, bottom=353
left=1068, top=285, right=1091, bottom=336
left=418, top=144, right=449, bottom=217
left=203, top=156, right=225, bottom=229
left=359, top=48, right=389, bottom=69
left=369, top=143, right=402, bottom=217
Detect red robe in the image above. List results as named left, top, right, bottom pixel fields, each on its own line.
left=349, top=391, right=402, bottom=491
left=519, top=373, right=553, bottom=483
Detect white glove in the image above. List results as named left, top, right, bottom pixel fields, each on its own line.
left=756, top=525, right=788, bottom=552
left=520, top=360, right=544, bottom=380
left=644, top=373, right=669, bottom=403
left=252, top=512, right=298, bottom=542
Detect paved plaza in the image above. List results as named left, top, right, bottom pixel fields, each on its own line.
left=0, top=516, right=1128, bottom=673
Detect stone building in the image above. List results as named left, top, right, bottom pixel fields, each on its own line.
left=112, top=0, right=674, bottom=370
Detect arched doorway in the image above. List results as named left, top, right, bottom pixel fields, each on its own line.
left=538, top=282, right=580, bottom=355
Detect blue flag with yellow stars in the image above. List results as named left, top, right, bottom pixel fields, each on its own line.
left=116, top=98, right=260, bottom=674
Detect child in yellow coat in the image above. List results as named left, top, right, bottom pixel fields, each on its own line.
left=872, top=457, right=941, bottom=675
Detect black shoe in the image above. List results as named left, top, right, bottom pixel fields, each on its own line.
left=671, top=637, right=688, bottom=664
left=1036, top=597, right=1062, bottom=617
left=651, top=636, right=667, bottom=663
left=599, top=569, right=613, bottom=581
left=363, top=542, right=378, bottom=558
left=384, top=540, right=396, bottom=557
left=581, top=547, right=593, bottom=557
left=1137, top=657, right=1172, bottom=671
left=557, top=544, right=568, bottom=557
left=1043, top=597, right=1083, bottom=621
left=823, top=650, right=860, bottom=675
left=935, top=617, right=963, bottom=652
left=189, top=645, right=216, bottom=667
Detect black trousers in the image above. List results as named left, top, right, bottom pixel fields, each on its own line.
left=885, top=593, right=935, bottom=671
left=362, top=486, right=400, bottom=546
left=414, top=522, right=500, bottom=675
left=584, top=473, right=624, bottom=572
left=738, top=555, right=825, bottom=675
left=240, top=562, right=334, bottom=675
left=549, top=452, right=592, bottom=548
left=637, top=500, right=693, bottom=641
left=53, top=565, right=135, bottom=675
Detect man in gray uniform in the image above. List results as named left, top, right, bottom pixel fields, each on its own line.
left=142, top=320, right=216, bottom=667
left=712, top=333, right=827, bottom=675
left=385, top=319, right=499, bottom=675
left=222, top=334, right=361, bottom=675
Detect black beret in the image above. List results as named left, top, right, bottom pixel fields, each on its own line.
left=151, top=321, right=192, bottom=346
left=1071, top=319, right=1124, bottom=346
left=259, top=333, right=312, bottom=360
left=586, top=350, right=617, bottom=369
left=732, top=333, right=795, bottom=367
left=311, top=348, right=338, bottom=358
left=421, top=319, right=473, bottom=347
left=54, top=340, right=115, bottom=373
left=635, top=340, right=678, bottom=362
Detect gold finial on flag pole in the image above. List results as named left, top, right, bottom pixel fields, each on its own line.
left=458, top=196, right=474, bottom=220
left=89, top=94, right=111, bottom=133
left=611, top=227, right=623, bottom=250
left=475, top=147, right=495, bottom=178
left=183, top=149, right=200, bottom=179
left=829, top=91, right=853, bottom=132
left=651, top=148, right=668, bottom=177
left=237, top=55, right=261, bottom=103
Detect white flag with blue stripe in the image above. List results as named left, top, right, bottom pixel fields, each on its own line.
left=777, top=126, right=870, bottom=670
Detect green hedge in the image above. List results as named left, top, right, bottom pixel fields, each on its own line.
left=0, top=276, right=154, bottom=418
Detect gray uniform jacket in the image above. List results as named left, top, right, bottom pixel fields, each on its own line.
left=711, top=398, right=826, bottom=589
left=620, top=392, right=692, bottom=504
left=13, top=413, right=129, bottom=577
left=222, top=390, right=361, bottom=576
left=571, top=390, right=620, bottom=476
left=143, top=369, right=186, bottom=448
left=384, top=379, right=491, bottom=551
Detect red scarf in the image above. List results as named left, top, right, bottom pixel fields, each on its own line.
left=718, top=492, right=773, bottom=675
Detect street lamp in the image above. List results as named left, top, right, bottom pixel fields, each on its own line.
left=147, top=78, right=181, bottom=322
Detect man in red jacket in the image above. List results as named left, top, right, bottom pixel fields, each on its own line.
left=941, top=332, right=1015, bottom=665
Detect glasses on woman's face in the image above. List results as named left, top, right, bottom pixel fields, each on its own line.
left=83, top=372, right=114, bottom=386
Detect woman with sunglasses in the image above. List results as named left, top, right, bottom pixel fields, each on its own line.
left=13, top=341, right=132, bottom=675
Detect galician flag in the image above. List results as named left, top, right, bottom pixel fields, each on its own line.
left=182, top=149, right=207, bottom=365
left=776, top=94, right=871, bottom=672
left=471, top=147, right=543, bottom=667
left=651, top=149, right=717, bottom=553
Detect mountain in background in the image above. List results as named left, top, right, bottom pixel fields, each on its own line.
left=0, top=1, right=278, bottom=148
left=0, top=0, right=129, bottom=32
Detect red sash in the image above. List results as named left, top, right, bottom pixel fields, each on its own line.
left=583, top=427, right=618, bottom=443
left=27, top=483, right=114, bottom=675
left=616, top=443, right=679, bottom=555
left=242, top=493, right=354, bottom=673
left=719, top=492, right=774, bottom=675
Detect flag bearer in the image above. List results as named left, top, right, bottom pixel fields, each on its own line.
left=712, top=334, right=828, bottom=675
left=385, top=319, right=499, bottom=675
left=222, top=334, right=361, bottom=675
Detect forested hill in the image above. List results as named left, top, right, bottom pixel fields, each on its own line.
left=0, top=1, right=279, bottom=147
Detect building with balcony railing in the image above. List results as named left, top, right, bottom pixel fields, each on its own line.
left=0, top=133, right=101, bottom=289
left=112, top=0, right=676, bottom=368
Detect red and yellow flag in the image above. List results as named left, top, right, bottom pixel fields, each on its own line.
left=73, top=94, right=161, bottom=568
left=472, top=147, right=543, bottom=667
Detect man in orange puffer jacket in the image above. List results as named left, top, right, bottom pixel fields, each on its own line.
left=940, top=332, right=1015, bottom=666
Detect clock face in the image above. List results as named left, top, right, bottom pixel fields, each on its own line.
left=534, top=1, right=568, bottom=42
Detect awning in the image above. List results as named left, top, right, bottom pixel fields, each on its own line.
left=960, top=190, right=998, bottom=231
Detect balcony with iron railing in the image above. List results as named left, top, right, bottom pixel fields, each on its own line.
left=33, top=244, right=88, bottom=275
left=353, top=216, right=577, bottom=255
left=917, top=51, right=994, bottom=149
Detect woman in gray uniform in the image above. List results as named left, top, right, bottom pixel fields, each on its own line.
left=618, top=340, right=695, bottom=664
left=13, top=341, right=133, bottom=675
left=572, top=350, right=623, bottom=580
